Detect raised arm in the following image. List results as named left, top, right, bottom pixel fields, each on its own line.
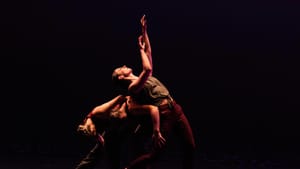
left=128, top=16, right=153, bottom=94
left=140, top=14, right=152, bottom=66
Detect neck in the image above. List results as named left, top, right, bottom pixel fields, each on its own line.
left=124, top=74, right=138, bottom=81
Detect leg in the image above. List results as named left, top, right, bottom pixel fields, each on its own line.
left=174, top=104, right=196, bottom=169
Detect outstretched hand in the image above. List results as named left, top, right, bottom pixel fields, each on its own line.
left=140, top=14, right=147, bottom=33
left=152, top=131, right=166, bottom=149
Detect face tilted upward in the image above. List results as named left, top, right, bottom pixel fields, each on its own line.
left=114, top=65, right=132, bottom=78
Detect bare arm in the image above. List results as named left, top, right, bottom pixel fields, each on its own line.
left=128, top=15, right=153, bottom=94
left=149, top=106, right=160, bottom=133
left=126, top=98, right=159, bottom=132
left=126, top=100, right=165, bottom=147
left=78, top=95, right=126, bottom=137
left=86, top=95, right=127, bottom=119
left=140, top=14, right=152, bottom=66
left=149, top=106, right=166, bottom=148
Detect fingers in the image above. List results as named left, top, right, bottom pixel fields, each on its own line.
left=77, top=125, right=84, bottom=132
left=154, top=137, right=166, bottom=149
left=152, top=134, right=166, bottom=149
left=140, top=14, right=146, bottom=24
left=88, top=124, right=96, bottom=136
left=78, top=125, right=90, bottom=136
left=160, top=135, right=166, bottom=144
left=77, top=123, right=98, bottom=139
left=140, top=14, right=147, bottom=31
left=91, top=128, right=96, bottom=136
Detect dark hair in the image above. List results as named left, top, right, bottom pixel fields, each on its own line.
left=111, top=71, right=130, bottom=96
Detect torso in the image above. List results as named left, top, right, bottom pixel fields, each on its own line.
left=130, top=76, right=171, bottom=106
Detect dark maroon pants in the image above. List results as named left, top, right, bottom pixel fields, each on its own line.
left=126, top=102, right=196, bottom=169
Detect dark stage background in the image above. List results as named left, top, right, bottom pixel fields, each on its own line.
left=1, top=0, right=300, bottom=168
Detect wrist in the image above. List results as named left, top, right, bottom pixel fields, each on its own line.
left=153, top=129, right=160, bottom=134
left=83, top=112, right=93, bottom=123
left=86, top=112, right=93, bottom=118
left=153, top=130, right=161, bottom=137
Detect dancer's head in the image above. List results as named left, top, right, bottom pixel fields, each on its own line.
left=112, top=65, right=132, bottom=94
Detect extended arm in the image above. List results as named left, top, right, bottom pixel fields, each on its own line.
left=128, top=15, right=153, bottom=94
left=78, top=95, right=126, bottom=137
left=149, top=106, right=166, bottom=148
left=140, top=14, right=152, bottom=66
left=126, top=99, right=165, bottom=148
left=86, top=95, right=126, bottom=119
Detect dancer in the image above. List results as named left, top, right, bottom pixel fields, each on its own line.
left=75, top=93, right=163, bottom=169
left=111, top=15, right=196, bottom=169
left=75, top=95, right=129, bottom=169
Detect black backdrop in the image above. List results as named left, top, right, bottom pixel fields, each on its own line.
left=1, top=0, right=300, bottom=168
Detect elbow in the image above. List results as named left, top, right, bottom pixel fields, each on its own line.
left=144, top=67, right=152, bottom=76
left=145, top=69, right=152, bottom=77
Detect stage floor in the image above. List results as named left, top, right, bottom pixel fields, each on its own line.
left=1, top=153, right=298, bottom=169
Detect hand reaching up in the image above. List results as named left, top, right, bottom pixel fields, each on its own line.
left=140, top=14, right=147, bottom=33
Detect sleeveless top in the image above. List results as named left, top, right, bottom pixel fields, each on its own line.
left=130, top=76, right=171, bottom=106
